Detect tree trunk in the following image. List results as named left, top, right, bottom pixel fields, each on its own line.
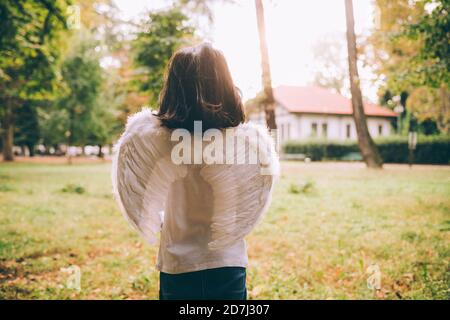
left=27, top=142, right=35, bottom=157
left=67, top=109, right=75, bottom=165
left=345, top=0, right=382, bottom=169
left=98, top=144, right=104, bottom=158
left=439, top=84, right=449, bottom=134
left=255, top=0, right=277, bottom=130
left=1, top=100, right=14, bottom=161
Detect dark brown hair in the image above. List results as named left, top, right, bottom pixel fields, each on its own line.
left=157, top=43, right=245, bottom=131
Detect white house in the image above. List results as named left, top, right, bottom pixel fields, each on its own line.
left=248, top=86, right=397, bottom=143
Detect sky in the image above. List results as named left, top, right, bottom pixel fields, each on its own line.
left=113, top=0, right=378, bottom=102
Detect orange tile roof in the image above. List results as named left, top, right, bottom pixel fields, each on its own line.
left=273, top=85, right=397, bottom=117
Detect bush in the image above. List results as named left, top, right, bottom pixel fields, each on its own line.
left=283, top=135, right=450, bottom=164
left=284, top=139, right=358, bottom=161
left=61, top=184, right=86, bottom=194
left=288, top=180, right=315, bottom=195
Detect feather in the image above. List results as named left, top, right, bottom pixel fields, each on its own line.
left=111, top=108, right=187, bottom=244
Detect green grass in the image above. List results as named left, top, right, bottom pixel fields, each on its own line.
left=0, top=161, right=449, bottom=299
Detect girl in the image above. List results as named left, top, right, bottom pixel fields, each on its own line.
left=112, top=43, right=279, bottom=300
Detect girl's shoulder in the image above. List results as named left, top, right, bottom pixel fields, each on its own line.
left=122, top=107, right=164, bottom=136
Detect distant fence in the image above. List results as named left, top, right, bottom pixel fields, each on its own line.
left=283, top=135, right=450, bottom=164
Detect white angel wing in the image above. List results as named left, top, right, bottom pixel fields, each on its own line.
left=111, top=108, right=187, bottom=245
left=200, top=123, right=280, bottom=250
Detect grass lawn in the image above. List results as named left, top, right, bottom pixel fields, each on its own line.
left=0, top=161, right=449, bottom=299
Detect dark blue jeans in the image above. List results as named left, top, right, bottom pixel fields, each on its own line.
left=160, top=267, right=247, bottom=300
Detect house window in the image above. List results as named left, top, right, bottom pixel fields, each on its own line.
left=346, top=124, right=351, bottom=139
left=378, top=125, right=383, bottom=136
left=281, top=123, right=289, bottom=141
left=322, top=123, right=328, bottom=138
left=311, top=123, right=318, bottom=137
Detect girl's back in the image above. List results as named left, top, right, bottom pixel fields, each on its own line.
left=159, top=165, right=247, bottom=273
left=112, top=43, right=279, bottom=300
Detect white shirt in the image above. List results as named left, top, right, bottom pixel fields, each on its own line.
left=157, top=166, right=248, bottom=273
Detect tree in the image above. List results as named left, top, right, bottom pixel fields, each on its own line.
left=312, top=35, right=348, bottom=94
left=15, top=101, right=41, bottom=156
left=407, top=86, right=450, bottom=134
left=74, top=0, right=146, bottom=129
left=33, top=1, right=126, bottom=157
left=0, top=0, right=68, bottom=161
left=86, top=68, right=121, bottom=157
left=368, top=0, right=449, bottom=134
left=38, top=106, right=68, bottom=154
left=368, top=0, right=426, bottom=93
left=401, top=0, right=449, bottom=89
left=119, top=1, right=231, bottom=123
left=133, top=7, right=196, bottom=107
left=254, top=0, right=277, bottom=130
left=401, top=0, right=449, bottom=134
left=59, top=34, right=103, bottom=163
left=345, top=0, right=383, bottom=168
left=366, top=1, right=424, bottom=134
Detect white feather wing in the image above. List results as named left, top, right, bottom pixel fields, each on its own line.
left=111, top=108, right=187, bottom=245
left=200, top=123, right=280, bottom=250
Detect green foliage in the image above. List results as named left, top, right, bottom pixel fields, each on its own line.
left=61, top=54, right=102, bottom=114
left=1, top=1, right=126, bottom=157
left=37, top=107, right=69, bottom=147
left=370, top=0, right=449, bottom=135
left=288, top=180, right=315, bottom=195
left=284, top=139, right=359, bottom=161
left=0, top=0, right=69, bottom=99
left=14, top=101, right=41, bottom=154
left=377, top=135, right=450, bottom=164
left=132, top=6, right=196, bottom=106
left=38, top=29, right=121, bottom=150
left=369, top=0, right=426, bottom=94
left=60, top=183, right=86, bottom=194
left=401, top=231, right=423, bottom=243
left=86, top=68, right=123, bottom=147
left=284, top=135, right=450, bottom=164
left=0, top=0, right=70, bottom=160
left=0, top=184, right=14, bottom=192
left=400, top=0, right=450, bottom=88
left=57, top=33, right=104, bottom=147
